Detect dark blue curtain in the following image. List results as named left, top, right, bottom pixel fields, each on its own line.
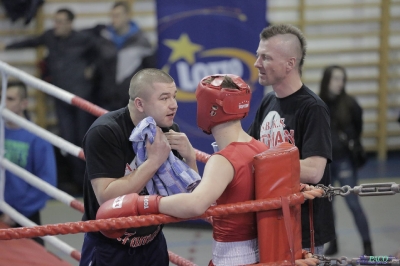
left=156, top=0, right=268, bottom=174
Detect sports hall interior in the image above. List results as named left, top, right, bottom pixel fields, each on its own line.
left=0, top=0, right=399, bottom=265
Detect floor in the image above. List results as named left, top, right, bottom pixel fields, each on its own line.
left=4, top=152, right=400, bottom=265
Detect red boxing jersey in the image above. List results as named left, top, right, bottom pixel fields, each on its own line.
left=212, top=138, right=268, bottom=242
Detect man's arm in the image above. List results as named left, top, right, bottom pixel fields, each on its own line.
left=91, top=127, right=171, bottom=205
left=2, top=34, right=46, bottom=50
left=299, top=103, right=331, bottom=184
left=158, top=154, right=233, bottom=218
left=300, top=156, right=327, bottom=184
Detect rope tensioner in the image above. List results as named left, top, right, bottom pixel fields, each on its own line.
left=0, top=193, right=305, bottom=240
left=312, top=254, right=400, bottom=266
left=310, top=182, right=400, bottom=266
left=316, top=182, right=400, bottom=201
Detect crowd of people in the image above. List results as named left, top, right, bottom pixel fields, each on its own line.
left=0, top=1, right=156, bottom=195
left=0, top=1, right=380, bottom=265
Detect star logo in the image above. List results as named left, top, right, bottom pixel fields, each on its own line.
left=160, top=34, right=259, bottom=102
left=163, top=33, right=203, bottom=64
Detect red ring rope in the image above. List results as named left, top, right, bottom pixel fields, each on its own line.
left=0, top=193, right=305, bottom=240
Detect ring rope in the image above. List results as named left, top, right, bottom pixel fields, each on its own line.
left=0, top=151, right=216, bottom=263
left=0, top=158, right=84, bottom=212
left=0, top=149, right=197, bottom=264
left=2, top=61, right=399, bottom=264
left=0, top=201, right=82, bottom=261
left=0, top=60, right=210, bottom=264
left=0, top=61, right=107, bottom=116
left=0, top=60, right=210, bottom=163
left=1, top=108, right=84, bottom=159
left=313, top=254, right=400, bottom=266
left=0, top=193, right=306, bottom=240
left=1, top=108, right=208, bottom=164
left=0, top=155, right=197, bottom=264
left=0, top=71, right=8, bottom=201
left=168, top=251, right=197, bottom=266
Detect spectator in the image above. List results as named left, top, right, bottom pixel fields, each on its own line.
left=319, top=65, right=373, bottom=256
left=0, top=81, right=57, bottom=246
left=79, top=68, right=197, bottom=266
left=89, top=1, right=157, bottom=111
left=0, top=8, right=98, bottom=195
left=248, top=24, right=336, bottom=254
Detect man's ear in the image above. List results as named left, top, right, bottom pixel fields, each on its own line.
left=133, top=97, right=144, bottom=112
left=287, top=57, right=296, bottom=71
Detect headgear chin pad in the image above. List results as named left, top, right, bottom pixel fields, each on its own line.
left=195, top=74, right=251, bottom=134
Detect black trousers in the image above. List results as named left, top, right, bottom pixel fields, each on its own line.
left=54, top=99, right=95, bottom=188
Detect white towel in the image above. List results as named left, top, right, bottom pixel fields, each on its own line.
left=129, top=117, right=201, bottom=196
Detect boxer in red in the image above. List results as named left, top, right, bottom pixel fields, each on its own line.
left=97, top=74, right=321, bottom=265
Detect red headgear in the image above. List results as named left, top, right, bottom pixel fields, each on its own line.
left=195, top=74, right=251, bottom=134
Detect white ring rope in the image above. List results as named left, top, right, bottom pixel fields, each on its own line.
left=0, top=61, right=108, bottom=117
left=0, top=119, right=83, bottom=261
left=0, top=158, right=79, bottom=208
left=0, top=201, right=79, bottom=260
left=0, top=61, right=74, bottom=104
left=0, top=61, right=88, bottom=262
left=0, top=72, right=6, bottom=203
left=0, top=60, right=196, bottom=265
left=1, top=109, right=84, bottom=159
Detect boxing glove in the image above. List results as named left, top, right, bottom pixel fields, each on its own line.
left=96, top=193, right=162, bottom=238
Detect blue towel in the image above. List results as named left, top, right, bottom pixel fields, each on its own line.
left=129, top=117, right=201, bottom=196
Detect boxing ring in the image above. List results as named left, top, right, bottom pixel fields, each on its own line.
left=0, top=60, right=399, bottom=265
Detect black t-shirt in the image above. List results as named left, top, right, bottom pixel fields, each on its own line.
left=248, top=85, right=335, bottom=247
left=82, top=107, right=181, bottom=242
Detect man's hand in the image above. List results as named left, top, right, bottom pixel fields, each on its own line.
left=165, top=129, right=196, bottom=167
left=295, top=257, right=319, bottom=265
left=295, top=250, right=319, bottom=265
left=146, top=127, right=171, bottom=168
left=301, top=184, right=325, bottom=200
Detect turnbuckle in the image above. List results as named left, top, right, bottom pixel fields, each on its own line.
left=316, top=182, right=400, bottom=200
left=311, top=254, right=350, bottom=265
left=352, top=182, right=400, bottom=196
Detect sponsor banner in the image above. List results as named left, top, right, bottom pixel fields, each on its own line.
left=157, top=0, right=268, bottom=173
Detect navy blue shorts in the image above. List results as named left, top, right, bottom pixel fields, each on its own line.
left=79, top=231, right=169, bottom=266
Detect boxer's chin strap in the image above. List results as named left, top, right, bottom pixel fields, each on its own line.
left=281, top=196, right=295, bottom=265
left=309, top=200, right=315, bottom=254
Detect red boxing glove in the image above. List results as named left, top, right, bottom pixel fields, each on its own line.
left=96, top=193, right=162, bottom=238
left=136, top=194, right=162, bottom=215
